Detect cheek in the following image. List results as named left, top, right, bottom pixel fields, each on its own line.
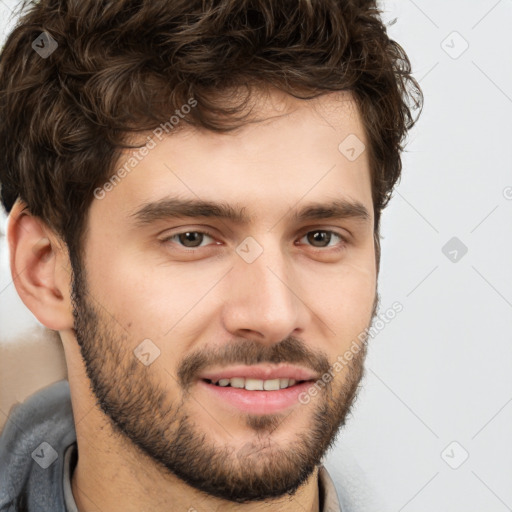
left=84, top=218, right=376, bottom=352
left=341, top=259, right=377, bottom=318
left=303, top=256, right=376, bottom=340
left=85, top=246, right=222, bottom=351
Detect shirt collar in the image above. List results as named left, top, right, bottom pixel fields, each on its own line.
left=318, top=464, right=343, bottom=512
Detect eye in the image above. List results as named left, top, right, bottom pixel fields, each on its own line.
left=297, top=229, right=346, bottom=249
left=161, top=230, right=217, bottom=249
left=160, top=228, right=347, bottom=253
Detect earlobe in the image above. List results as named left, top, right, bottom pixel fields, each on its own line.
left=6, top=200, right=74, bottom=331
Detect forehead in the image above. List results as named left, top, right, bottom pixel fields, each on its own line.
left=89, top=89, right=373, bottom=230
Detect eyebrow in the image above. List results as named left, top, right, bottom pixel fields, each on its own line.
left=130, top=197, right=371, bottom=227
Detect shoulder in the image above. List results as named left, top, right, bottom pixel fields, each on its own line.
left=0, top=380, right=76, bottom=511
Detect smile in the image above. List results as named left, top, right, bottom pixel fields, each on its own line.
left=198, top=378, right=315, bottom=415
left=204, top=377, right=303, bottom=390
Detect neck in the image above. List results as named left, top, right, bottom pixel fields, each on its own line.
left=71, top=441, right=321, bottom=512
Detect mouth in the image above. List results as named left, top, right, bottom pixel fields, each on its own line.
left=196, top=366, right=318, bottom=415
left=197, top=377, right=315, bottom=414
left=202, top=377, right=307, bottom=391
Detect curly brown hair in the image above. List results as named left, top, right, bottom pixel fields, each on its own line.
left=0, top=0, right=422, bottom=269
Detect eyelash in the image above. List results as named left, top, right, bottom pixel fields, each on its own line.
left=160, top=228, right=348, bottom=253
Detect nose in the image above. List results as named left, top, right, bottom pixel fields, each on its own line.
left=220, top=237, right=309, bottom=344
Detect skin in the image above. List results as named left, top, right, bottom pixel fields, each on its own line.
left=8, top=89, right=378, bottom=512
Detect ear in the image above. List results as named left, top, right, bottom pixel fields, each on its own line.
left=6, top=200, right=74, bottom=331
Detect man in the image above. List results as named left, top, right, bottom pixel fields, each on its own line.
left=0, top=0, right=422, bottom=511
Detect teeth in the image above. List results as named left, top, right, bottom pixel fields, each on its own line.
left=245, top=378, right=264, bottom=390
left=211, top=377, right=300, bottom=390
left=263, top=379, right=281, bottom=391
left=230, top=377, right=245, bottom=389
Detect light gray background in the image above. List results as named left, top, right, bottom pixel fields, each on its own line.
left=0, top=1, right=511, bottom=511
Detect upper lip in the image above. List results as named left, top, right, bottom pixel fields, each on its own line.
left=198, top=364, right=319, bottom=382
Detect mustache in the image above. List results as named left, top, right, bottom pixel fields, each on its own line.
left=178, top=336, right=331, bottom=389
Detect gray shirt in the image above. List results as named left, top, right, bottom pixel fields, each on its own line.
left=0, top=380, right=342, bottom=511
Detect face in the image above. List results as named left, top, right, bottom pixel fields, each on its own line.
left=71, top=90, right=378, bottom=503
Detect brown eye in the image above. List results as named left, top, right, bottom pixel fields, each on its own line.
left=162, top=230, right=217, bottom=249
left=307, top=231, right=331, bottom=247
left=300, top=230, right=344, bottom=249
left=177, top=232, right=205, bottom=248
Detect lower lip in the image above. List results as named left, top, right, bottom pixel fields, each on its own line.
left=197, top=379, right=313, bottom=415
